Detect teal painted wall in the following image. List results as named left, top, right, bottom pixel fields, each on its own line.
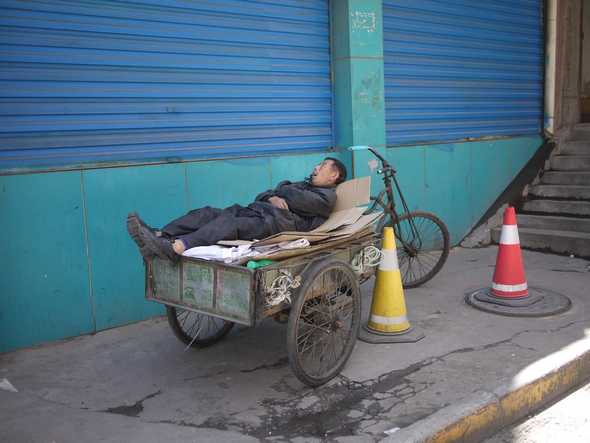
left=0, top=152, right=337, bottom=353
left=0, top=139, right=542, bottom=353
left=0, top=172, right=94, bottom=350
left=353, top=135, right=543, bottom=245
left=83, top=164, right=186, bottom=331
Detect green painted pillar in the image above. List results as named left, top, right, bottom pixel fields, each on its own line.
left=330, top=0, right=386, bottom=177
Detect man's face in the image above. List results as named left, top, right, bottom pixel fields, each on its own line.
left=311, top=159, right=339, bottom=187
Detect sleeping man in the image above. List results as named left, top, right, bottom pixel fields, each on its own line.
left=127, top=157, right=347, bottom=262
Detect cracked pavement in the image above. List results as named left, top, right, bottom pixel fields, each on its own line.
left=1, top=247, right=589, bottom=442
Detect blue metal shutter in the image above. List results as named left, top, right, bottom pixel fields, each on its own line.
left=0, top=0, right=332, bottom=170
left=383, top=0, right=543, bottom=146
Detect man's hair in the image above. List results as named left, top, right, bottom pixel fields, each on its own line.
left=325, top=157, right=347, bottom=185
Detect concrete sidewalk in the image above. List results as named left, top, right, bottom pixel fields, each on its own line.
left=1, top=246, right=589, bottom=442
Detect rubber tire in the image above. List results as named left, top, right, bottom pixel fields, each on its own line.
left=378, top=211, right=450, bottom=288
left=287, top=260, right=361, bottom=387
left=166, top=306, right=234, bottom=348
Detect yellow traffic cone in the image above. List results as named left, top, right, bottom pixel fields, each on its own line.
left=359, top=227, right=425, bottom=343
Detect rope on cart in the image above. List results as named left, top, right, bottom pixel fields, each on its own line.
left=266, top=270, right=302, bottom=306
left=351, top=245, right=382, bottom=274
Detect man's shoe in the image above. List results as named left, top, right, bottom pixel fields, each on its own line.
left=126, top=213, right=153, bottom=259
left=139, top=225, right=179, bottom=263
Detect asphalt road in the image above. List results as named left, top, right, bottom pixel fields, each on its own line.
left=484, top=382, right=590, bottom=443
left=2, top=247, right=588, bottom=442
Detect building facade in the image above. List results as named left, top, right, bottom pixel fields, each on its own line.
left=1, top=0, right=544, bottom=352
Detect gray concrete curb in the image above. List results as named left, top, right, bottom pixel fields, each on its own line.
left=381, top=332, right=590, bottom=443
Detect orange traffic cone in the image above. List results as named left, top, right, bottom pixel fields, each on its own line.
left=491, top=207, right=528, bottom=299
left=465, top=206, right=572, bottom=317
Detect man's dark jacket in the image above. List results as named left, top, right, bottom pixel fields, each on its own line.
left=161, top=180, right=338, bottom=249
left=250, top=180, right=337, bottom=233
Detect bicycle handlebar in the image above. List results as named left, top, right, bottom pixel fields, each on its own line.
left=348, top=145, right=391, bottom=169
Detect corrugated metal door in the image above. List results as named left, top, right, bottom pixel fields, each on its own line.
left=383, top=0, right=543, bottom=146
left=0, top=0, right=332, bottom=169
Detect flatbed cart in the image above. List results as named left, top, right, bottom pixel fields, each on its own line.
left=145, top=232, right=379, bottom=387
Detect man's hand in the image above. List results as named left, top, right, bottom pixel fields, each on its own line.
left=268, top=196, right=289, bottom=211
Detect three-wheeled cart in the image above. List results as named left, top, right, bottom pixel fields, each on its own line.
left=145, top=232, right=379, bottom=387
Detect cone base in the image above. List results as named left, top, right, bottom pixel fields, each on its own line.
left=465, top=287, right=571, bottom=317
left=476, top=290, right=540, bottom=307
left=359, top=323, right=425, bottom=344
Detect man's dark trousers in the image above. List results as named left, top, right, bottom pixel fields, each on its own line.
left=161, top=205, right=274, bottom=249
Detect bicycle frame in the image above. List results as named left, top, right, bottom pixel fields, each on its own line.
left=364, top=147, right=422, bottom=251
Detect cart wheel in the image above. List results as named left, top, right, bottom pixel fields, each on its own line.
left=287, top=260, right=361, bottom=387
left=166, top=307, right=234, bottom=348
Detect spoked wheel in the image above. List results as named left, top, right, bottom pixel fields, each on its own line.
left=287, top=260, right=361, bottom=387
left=166, top=306, right=234, bottom=348
left=393, top=211, right=450, bottom=288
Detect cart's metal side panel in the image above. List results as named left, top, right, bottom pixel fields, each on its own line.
left=150, top=257, right=181, bottom=302
left=182, top=262, right=214, bottom=309
left=215, top=268, right=252, bottom=324
left=255, top=265, right=307, bottom=323
left=146, top=257, right=254, bottom=326
left=255, top=236, right=381, bottom=322
left=146, top=235, right=379, bottom=327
